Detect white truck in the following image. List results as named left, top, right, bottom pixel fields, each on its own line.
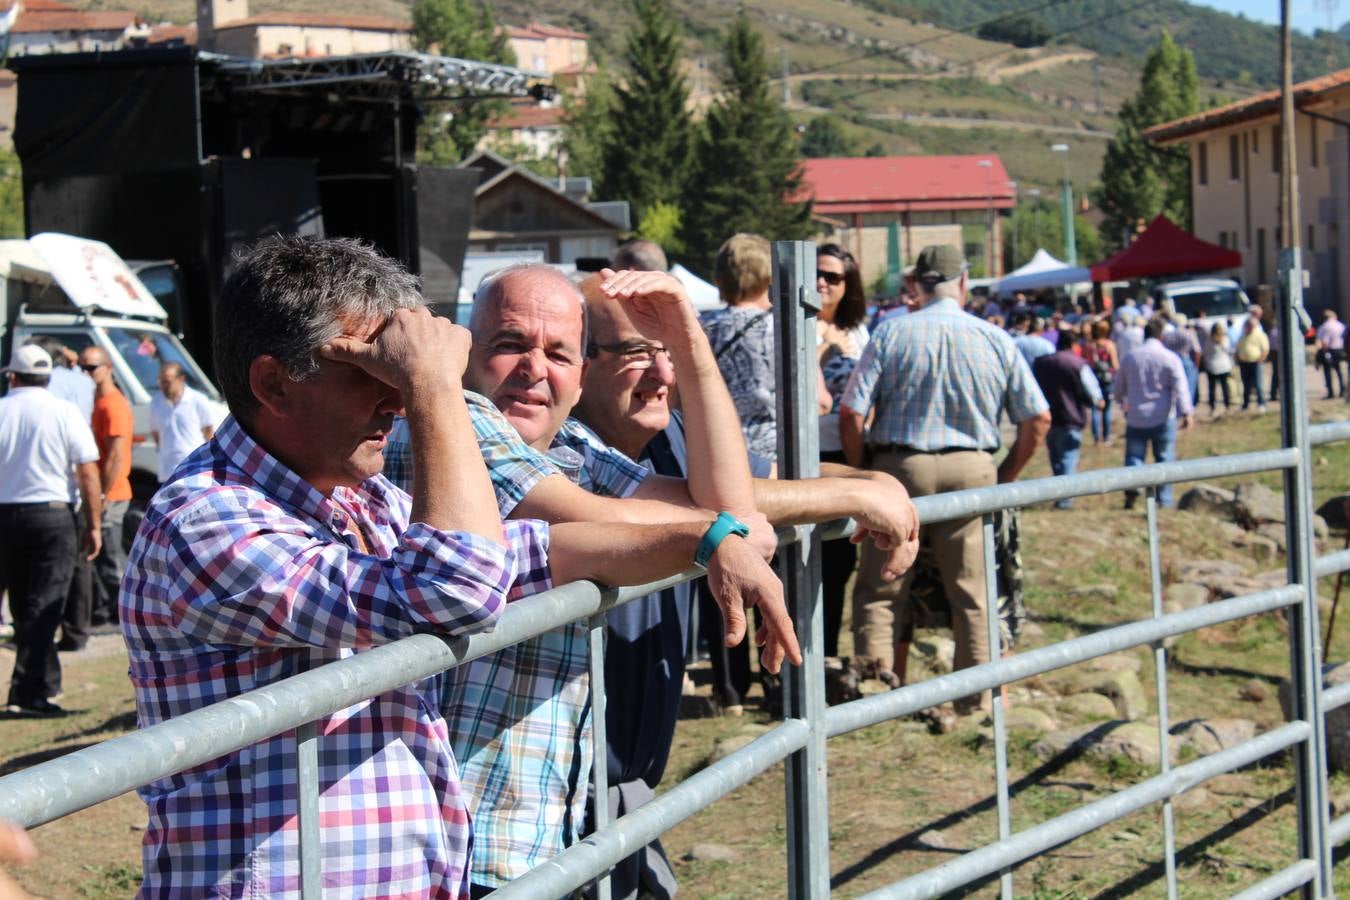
left=0, top=233, right=226, bottom=545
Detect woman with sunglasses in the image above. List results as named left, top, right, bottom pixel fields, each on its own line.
left=815, top=243, right=870, bottom=657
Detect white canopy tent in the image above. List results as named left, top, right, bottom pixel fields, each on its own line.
left=994, top=248, right=1091, bottom=296
left=670, top=263, right=722, bottom=311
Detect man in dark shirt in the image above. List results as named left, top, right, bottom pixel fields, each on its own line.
left=1032, top=332, right=1104, bottom=509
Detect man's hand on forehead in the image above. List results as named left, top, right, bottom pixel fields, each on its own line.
left=320, top=307, right=469, bottom=391
left=593, top=268, right=700, bottom=345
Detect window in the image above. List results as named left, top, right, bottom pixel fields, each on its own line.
left=1198, top=141, right=1208, bottom=185
left=1229, top=134, right=1240, bottom=179
left=1257, top=228, right=1267, bottom=283
left=1218, top=232, right=1228, bottom=249
left=1273, top=126, right=1281, bottom=173
left=1252, top=128, right=1259, bottom=154
left=1309, top=224, right=1316, bottom=252
left=1311, top=118, right=1319, bottom=168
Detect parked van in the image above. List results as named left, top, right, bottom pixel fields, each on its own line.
left=1151, top=278, right=1254, bottom=335
left=0, top=233, right=226, bottom=543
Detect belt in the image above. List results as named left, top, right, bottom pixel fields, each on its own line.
left=0, top=500, right=70, bottom=509
left=869, top=444, right=993, bottom=455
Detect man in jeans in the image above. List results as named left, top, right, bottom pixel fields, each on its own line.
left=1317, top=308, right=1346, bottom=399
left=78, top=346, right=133, bottom=628
left=1115, top=317, right=1194, bottom=509
left=1032, top=331, right=1103, bottom=509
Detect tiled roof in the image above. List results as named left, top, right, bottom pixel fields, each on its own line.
left=504, top=22, right=587, bottom=41
left=490, top=103, right=564, bottom=129
left=146, top=22, right=196, bottom=44
left=800, top=155, right=1016, bottom=212
left=12, top=8, right=137, bottom=33
left=1146, top=68, right=1350, bottom=144
left=215, top=12, right=411, bottom=32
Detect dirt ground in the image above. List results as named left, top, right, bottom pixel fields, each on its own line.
left=4, top=393, right=1350, bottom=896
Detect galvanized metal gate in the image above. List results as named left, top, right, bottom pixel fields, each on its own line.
left=0, top=243, right=1344, bottom=899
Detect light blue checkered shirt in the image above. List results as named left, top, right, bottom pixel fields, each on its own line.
left=842, top=298, right=1048, bottom=451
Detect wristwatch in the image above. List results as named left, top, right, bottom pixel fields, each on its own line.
left=694, top=511, right=751, bottom=569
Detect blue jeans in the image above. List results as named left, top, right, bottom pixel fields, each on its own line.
left=1124, top=419, right=1178, bottom=507
left=1091, top=396, right=1113, bottom=443
left=1046, top=426, right=1083, bottom=508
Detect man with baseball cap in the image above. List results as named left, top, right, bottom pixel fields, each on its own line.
left=840, top=244, right=1049, bottom=716
left=0, top=344, right=102, bottom=716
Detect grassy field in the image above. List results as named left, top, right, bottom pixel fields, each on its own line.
left=3, top=388, right=1349, bottom=896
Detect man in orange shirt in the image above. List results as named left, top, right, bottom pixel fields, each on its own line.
left=78, top=347, right=133, bottom=629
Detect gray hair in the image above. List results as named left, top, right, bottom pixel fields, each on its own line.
left=469, top=262, right=588, bottom=351
left=611, top=239, right=667, bottom=273
left=920, top=277, right=964, bottom=302
left=214, top=235, right=422, bottom=422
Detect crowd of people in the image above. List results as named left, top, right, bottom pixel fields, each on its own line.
left=0, top=229, right=1300, bottom=897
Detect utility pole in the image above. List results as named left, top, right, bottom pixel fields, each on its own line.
left=1051, top=144, right=1077, bottom=266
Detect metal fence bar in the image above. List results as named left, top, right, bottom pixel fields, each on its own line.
left=1325, top=680, right=1350, bottom=712
left=1314, top=547, right=1350, bottom=579
left=1228, top=858, right=1319, bottom=900
left=1146, top=489, right=1178, bottom=900
left=587, top=612, right=612, bottom=900
left=295, top=720, right=321, bottom=900
left=1330, top=813, right=1350, bottom=846
left=909, top=448, right=1297, bottom=526
left=491, top=720, right=811, bottom=900
left=1277, top=244, right=1331, bottom=898
left=827, top=585, right=1302, bottom=738
left=982, top=514, right=1013, bottom=899
left=773, top=240, right=830, bottom=900
left=858, top=722, right=1312, bottom=900
left=1309, top=420, right=1350, bottom=446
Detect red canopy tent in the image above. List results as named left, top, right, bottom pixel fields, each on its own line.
left=1089, top=215, right=1241, bottom=282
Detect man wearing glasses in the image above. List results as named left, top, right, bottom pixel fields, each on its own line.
left=384, top=262, right=798, bottom=895
left=77, top=346, right=134, bottom=629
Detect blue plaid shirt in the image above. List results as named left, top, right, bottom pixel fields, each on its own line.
left=384, top=395, right=650, bottom=887
left=842, top=298, right=1048, bottom=451
left=122, top=415, right=551, bottom=899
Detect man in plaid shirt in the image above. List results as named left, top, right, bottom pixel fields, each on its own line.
left=385, top=263, right=800, bottom=893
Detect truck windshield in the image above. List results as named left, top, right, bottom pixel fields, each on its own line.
left=1171, top=288, right=1247, bottom=319
left=103, top=326, right=216, bottom=399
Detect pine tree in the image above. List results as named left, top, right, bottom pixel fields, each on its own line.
left=595, top=0, right=695, bottom=225
left=800, top=115, right=857, bottom=159
left=1098, top=32, right=1198, bottom=249
left=680, top=13, right=813, bottom=274
left=411, top=0, right=515, bottom=163
left=560, top=57, right=616, bottom=184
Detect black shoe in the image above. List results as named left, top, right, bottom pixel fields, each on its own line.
left=56, top=636, right=86, bottom=652
left=6, top=699, right=68, bottom=718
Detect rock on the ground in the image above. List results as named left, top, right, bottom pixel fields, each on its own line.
left=1033, top=720, right=1175, bottom=766
left=1208, top=576, right=1268, bottom=600
left=1054, top=692, right=1120, bottom=721
left=1173, top=786, right=1212, bottom=811
left=685, top=843, right=738, bottom=862
left=1067, top=584, right=1118, bottom=600
left=1234, top=531, right=1281, bottom=563
left=1172, top=718, right=1258, bottom=755
left=1178, top=484, right=1237, bottom=519
left=1281, top=661, right=1350, bottom=772
left=1165, top=583, right=1211, bottom=610
left=1082, top=652, right=1143, bottom=674
left=1233, top=482, right=1285, bottom=528
left=1256, top=522, right=1288, bottom=552
left=1053, top=669, right=1149, bottom=721
left=1004, top=706, right=1057, bottom=733
left=1239, top=679, right=1272, bottom=703
left=1173, top=559, right=1243, bottom=586
left=914, top=829, right=950, bottom=850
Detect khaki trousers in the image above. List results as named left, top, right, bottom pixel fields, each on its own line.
left=853, top=448, right=997, bottom=713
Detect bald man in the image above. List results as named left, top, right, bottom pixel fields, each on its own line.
left=150, top=362, right=215, bottom=484
left=78, top=346, right=133, bottom=627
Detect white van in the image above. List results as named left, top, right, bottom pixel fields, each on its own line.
left=1, top=233, right=226, bottom=542
left=1151, top=278, right=1254, bottom=335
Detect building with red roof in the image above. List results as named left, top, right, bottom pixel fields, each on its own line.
left=0, top=0, right=144, bottom=56
left=1146, top=67, right=1350, bottom=314
left=801, top=155, right=1016, bottom=280
left=197, top=0, right=410, bottom=57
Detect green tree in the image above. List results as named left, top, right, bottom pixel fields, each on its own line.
left=800, top=115, right=857, bottom=158
left=595, top=0, right=695, bottom=224
left=1097, top=32, right=1198, bottom=249
left=411, top=0, right=515, bottom=163
left=1003, top=200, right=1102, bottom=270
left=976, top=13, right=1051, bottom=48
left=637, top=200, right=684, bottom=253
left=680, top=14, right=813, bottom=273
left=560, top=58, right=616, bottom=183
left=0, top=147, right=21, bottom=238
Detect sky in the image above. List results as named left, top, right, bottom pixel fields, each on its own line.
left=1189, top=0, right=1345, bottom=34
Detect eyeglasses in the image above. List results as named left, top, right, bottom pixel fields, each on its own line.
left=587, top=341, right=672, bottom=371
left=816, top=270, right=845, bottom=286
left=79, top=363, right=103, bottom=373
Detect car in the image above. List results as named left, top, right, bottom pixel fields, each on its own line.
left=1151, top=278, right=1253, bottom=335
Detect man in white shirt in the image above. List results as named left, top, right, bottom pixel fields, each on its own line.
left=149, top=362, right=215, bottom=483
left=0, top=345, right=102, bottom=716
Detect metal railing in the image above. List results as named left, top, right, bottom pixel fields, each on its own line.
left=0, top=241, right=1345, bottom=899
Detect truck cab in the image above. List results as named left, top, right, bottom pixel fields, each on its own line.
left=0, top=233, right=226, bottom=544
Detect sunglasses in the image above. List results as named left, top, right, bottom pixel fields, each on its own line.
left=816, top=270, right=845, bottom=286
left=586, top=341, right=672, bottom=372
left=79, top=363, right=104, bottom=373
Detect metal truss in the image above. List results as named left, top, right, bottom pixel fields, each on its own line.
left=210, top=50, right=544, bottom=101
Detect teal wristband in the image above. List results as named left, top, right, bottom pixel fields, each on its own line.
left=694, top=511, right=751, bottom=569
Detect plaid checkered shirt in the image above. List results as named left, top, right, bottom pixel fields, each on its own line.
left=121, top=414, right=551, bottom=899
left=842, top=297, right=1048, bottom=451
left=385, top=393, right=649, bottom=887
